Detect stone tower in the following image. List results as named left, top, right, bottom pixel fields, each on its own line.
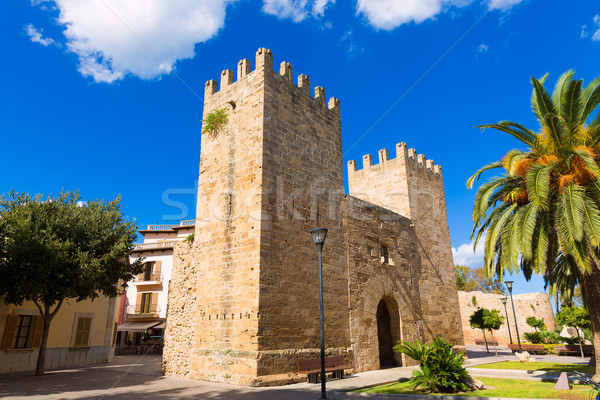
left=347, top=144, right=463, bottom=342
left=163, top=48, right=464, bottom=386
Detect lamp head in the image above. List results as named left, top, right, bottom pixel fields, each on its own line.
left=310, top=228, right=328, bottom=246
left=500, top=297, right=507, bottom=305
left=505, top=281, right=513, bottom=293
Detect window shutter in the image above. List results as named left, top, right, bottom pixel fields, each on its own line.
left=139, top=263, right=148, bottom=280
left=1, top=315, right=18, bottom=350
left=136, top=293, right=143, bottom=313
left=153, top=261, right=162, bottom=280
left=82, top=318, right=91, bottom=346
left=151, top=293, right=159, bottom=312
left=32, top=316, right=44, bottom=348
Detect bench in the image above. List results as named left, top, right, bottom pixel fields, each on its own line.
left=297, top=356, right=350, bottom=383
left=508, top=344, right=546, bottom=353
left=475, top=339, right=498, bottom=346
left=555, top=345, right=595, bottom=357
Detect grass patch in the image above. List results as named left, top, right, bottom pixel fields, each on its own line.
left=471, top=361, right=594, bottom=374
left=357, top=377, right=596, bottom=399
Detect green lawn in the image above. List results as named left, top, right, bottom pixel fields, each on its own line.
left=471, top=361, right=595, bottom=374
left=357, top=377, right=596, bottom=399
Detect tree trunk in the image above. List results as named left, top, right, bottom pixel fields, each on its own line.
left=482, top=329, right=489, bottom=353
left=575, top=328, right=584, bottom=358
left=490, top=329, right=498, bottom=356
left=33, top=300, right=63, bottom=376
left=35, top=317, right=50, bottom=376
left=581, top=259, right=600, bottom=380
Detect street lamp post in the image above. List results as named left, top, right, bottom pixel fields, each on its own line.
left=310, top=228, right=328, bottom=400
left=505, top=281, right=522, bottom=352
left=500, top=297, right=513, bottom=346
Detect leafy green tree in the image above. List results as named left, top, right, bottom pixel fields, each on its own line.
left=0, top=190, right=143, bottom=375
left=467, top=70, right=600, bottom=378
left=526, top=316, right=547, bottom=332
left=454, top=265, right=505, bottom=294
left=469, top=308, right=504, bottom=356
left=556, top=306, right=592, bottom=358
left=393, top=337, right=470, bottom=393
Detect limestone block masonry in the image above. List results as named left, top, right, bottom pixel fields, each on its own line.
left=458, top=291, right=555, bottom=346
left=163, top=48, right=465, bottom=386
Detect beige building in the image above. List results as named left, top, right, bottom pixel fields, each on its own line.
left=458, top=291, right=555, bottom=346
left=0, top=296, right=119, bottom=373
left=163, top=48, right=464, bottom=386
left=118, top=221, right=195, bottom=347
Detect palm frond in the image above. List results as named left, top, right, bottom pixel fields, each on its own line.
left=518, top=203, right=539, bottom=260
left=466, top=160, right=504, bottom=189
left=526, top=163, right=553, bottom=210
left=501, top=214, right=521, bottom=273
left=552, top=70, right=576, bottom=110
left=531, top=75, right=556, bottom=123
left=561, top=184, right=585, bottom=242
left=559, top=79, right=583, bottom=133
left=476, top=122, right=537, bottom=148
left=581, top=77, right=600, bottom=123
left=543, top=113, right=568, bottom=147
left=484, top=203, right=517, bottom=274
left=582, top=195, right=600, bottom=247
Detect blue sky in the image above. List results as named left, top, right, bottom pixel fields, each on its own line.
left=2, top=0, right=600, bottom=296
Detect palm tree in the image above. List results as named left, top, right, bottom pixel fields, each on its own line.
left=467, top=71, right=600, bottom=378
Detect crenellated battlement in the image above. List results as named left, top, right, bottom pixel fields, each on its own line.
left=204, top=48, right=339, bottom=113
left=348, top=142, right=442, bottom=177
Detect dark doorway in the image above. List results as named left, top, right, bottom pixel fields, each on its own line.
left=377, top=299, right=397, bottom=368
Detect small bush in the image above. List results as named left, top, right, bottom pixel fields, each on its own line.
left=394, top=337, right=471, bottom=393
left=540, top=330, right=560, bottom=344
left=201, top=108, right=229, bottom=136
left=523, top=331, right=544, bottom=344
left=543, top=344, right=557, bottom=354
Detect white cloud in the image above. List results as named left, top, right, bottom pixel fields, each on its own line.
left=262, top=0, right=335, bottom=22
left=33, top=0, right=234, bottom=83
left=24, top=23, right=57, bottom=47
left=477, top=43, right=489, bottom=53
left=452, top=238, right=485, bottom=268
left=592, top=15, right=600, bottom=41
left=339, top=28, right=364, bottom=56
left=356, top=0, right=523, bottom=30
left=486, top=0, right=523, bottom=11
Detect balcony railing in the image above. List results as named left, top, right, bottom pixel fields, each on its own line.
left=134, top=272, right=163, bottom=283
left=180, top=219, right=195, bottom=226
left=132, top=241, right=179, bottom=252
left=147, top=224, right=177, bottom=230
left=127, top=304, right=160, bottom=315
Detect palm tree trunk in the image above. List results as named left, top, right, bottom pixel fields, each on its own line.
left=581, top=259, right=600, bottom=380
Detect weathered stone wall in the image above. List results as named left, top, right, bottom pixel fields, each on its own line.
left=256, top=51, right=351, bottom=385
left=458, top=291, right=556, bottom=346
left=347, top=144, right=464, bottom=347
left=164, top=48, right=465, bottom=386
left=343, top=195, right=423, bottom=371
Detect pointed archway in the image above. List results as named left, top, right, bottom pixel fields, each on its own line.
left=377, top=298, right=399, bottom=368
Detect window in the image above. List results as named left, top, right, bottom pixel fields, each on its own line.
left=139, top=261, right=162, bottom=281
left=1, top=314, right=43, bottom=350
left=135, top=292, right=158, bottom=314
left=73, top=317, right=92, bottom=347
left=380, top=246, right=389, bottom=264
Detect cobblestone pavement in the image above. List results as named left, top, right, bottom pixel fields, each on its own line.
left=0, top=345, right=593, bottom=400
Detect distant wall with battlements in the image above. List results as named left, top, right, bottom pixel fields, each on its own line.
left=458, top=291, right=555, bottom=346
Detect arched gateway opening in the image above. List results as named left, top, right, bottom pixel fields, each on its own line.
left=376, top=298, right=401, bottom=368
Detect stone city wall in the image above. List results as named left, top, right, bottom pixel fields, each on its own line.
left=458, top=291, right=555, bottom=346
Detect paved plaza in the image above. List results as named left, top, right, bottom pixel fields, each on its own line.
left=0, top=345, right=592, bottom=400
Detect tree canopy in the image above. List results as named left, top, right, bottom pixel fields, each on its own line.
left=454, top=265, right=505, bottom=294
left=0, top=190, right=143, bottom=375
left=467, top=70, right=600, bottom=377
